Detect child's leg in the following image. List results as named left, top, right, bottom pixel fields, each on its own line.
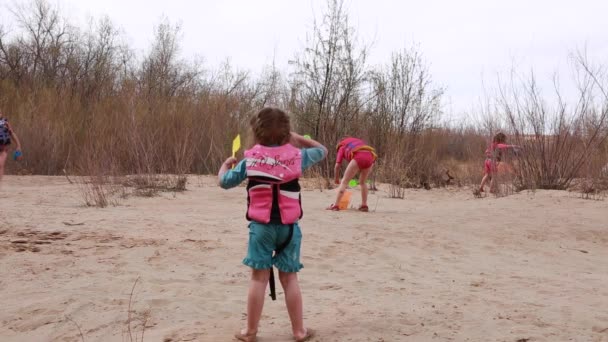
left=332, top=159, right=360, bottom=206
left=479, top=173, right=490, bottom=191
left=0, top=149, right=7, bottom=183
left=278, top=271, right=308, bottom=340
left=358, top=165, right=373, bottom=207
left=479, top=159, right=494, bottom=192
left=489, top=173, right=498, bottom=193
left=242, top=268, right=271, bottom=336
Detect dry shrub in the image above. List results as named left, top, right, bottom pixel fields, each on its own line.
left=379, top=133, right=433, bottom=198
left=123, top=174, right=188, bottom=195
left=2, top=0, right=607, bottom=199
left=124, top=277, right=151, bottom=342
left=496, top=56, right=608, bottom=191
left=381, top=153, right=407, bottom=199
left=74, top=133, right=124, bottom=207
left=378, top=128, right=481, bottom=195
left=571, top=179, right=606, bottom=200
left=0, top=2, right=257, bottom=180
left=302, top=166, right=333, bottom=191
left=490, top=156, right=519, bottom=197
left=440, top=159, right=480, bottom=187
left=77, top=176, right=118, bottom=208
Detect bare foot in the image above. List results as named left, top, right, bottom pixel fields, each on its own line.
left=473, top=189, right=483, bottom=198
left=294, top=328, right=315, bottom=342
left=235, top=328, right=257, bottom=342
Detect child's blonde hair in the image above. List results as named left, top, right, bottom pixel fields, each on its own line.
left=250, top=107, right=291, bottom=146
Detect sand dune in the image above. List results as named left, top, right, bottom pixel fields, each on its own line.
left=1, top=176, right=607, bottom=342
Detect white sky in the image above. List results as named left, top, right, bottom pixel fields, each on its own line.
left=1, top=0, right=607, bottom=116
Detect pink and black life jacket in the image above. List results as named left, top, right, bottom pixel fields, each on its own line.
left=337, top=137, right=377, bottom=161
left=244, top=144, right=303, bottom=224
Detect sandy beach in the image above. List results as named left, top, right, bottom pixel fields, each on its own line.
left=1, top=176, right=607, bottom=342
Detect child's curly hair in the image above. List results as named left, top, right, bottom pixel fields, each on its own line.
left=250, top=107, right=291, bottom=146
left=493, top=132, right=507, bottom=144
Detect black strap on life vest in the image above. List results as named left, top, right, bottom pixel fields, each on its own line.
left=246, top=180, right=303, bottom=224
left=268, top=223, right=294, bottom=301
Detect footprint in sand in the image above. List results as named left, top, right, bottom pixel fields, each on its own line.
left=8, top=230, right=68, bottom=253
left=319, top=284, right=342, bottom=290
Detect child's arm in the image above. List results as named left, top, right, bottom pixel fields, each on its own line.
left=218, top=157, right=237, bottom=179
left=496, top=143, right=522, bottom=156
left=7, top=122, right=22, bottom=160
left=294, top=133, right=329, bottom=173
left=10, top=130, right=22, bottom=151
left=289, top=132, right=328, bottom=156
left=496, top=143, right=519, bottom=150
left=218, top=157, right=246, bottom=189
left=333, top=146, right=345, bottom=184
left=333, top=162, right=341, bottom=184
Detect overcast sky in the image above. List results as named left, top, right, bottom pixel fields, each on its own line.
left=1, top=0, right=607, bottom=116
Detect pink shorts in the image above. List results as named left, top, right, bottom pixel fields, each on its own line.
left=353, top=151, right=375, bottom=170
left=484, top=158, right=497, bottom=174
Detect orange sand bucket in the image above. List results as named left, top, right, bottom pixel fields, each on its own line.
left=338, top=190, right=352, bottom=210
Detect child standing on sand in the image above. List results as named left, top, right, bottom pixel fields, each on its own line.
left=0, top=110, right=23, bottom=184
left=218, top=107, right=326, bottom=342
left=479, top=132, right=519, bottom=193
left=327, top=137, right=377, bottom=212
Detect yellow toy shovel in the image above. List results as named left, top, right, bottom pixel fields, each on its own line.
left=231, top=134, right=241, bottom=168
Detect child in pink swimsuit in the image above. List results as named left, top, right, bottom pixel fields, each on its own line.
left=479, top=132, right=519, bottom=193
left=327, top=137, right=377, bottom=211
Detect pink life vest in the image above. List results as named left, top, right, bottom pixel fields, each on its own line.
left=244, top=144, right=303, bottom=224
